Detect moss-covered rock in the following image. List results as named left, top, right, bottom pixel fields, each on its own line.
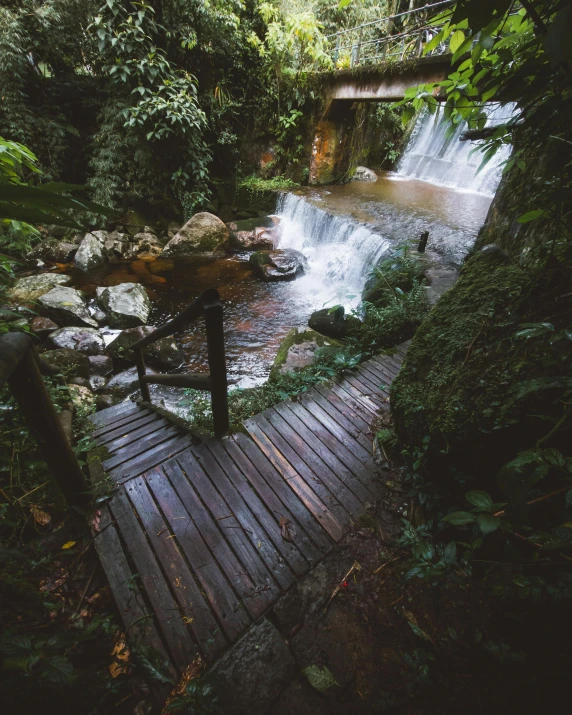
left=390, top=246, right=571, bottom=486
left=270, top=327, right=342, bottom=380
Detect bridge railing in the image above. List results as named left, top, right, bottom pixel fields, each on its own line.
left=327, top=0, right=454, bottom=69
left=130, top=287, right=230, bottom=438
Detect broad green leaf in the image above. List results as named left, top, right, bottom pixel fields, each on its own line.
left=449, top=30, right=465, bottom=54
left=517, top=209, right=547, bottom=223
left=442, top=511, right=477, bottom=526
left=477, top=513, right=501, bottom=535
left=465, top=490, right=493, bottom=510
left=338, top=0, right=352, bottom=7
left=303, top=665, right=340, bottom=692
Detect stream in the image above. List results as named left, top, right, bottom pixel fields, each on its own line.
left=66, top=106, right=512, bottom=411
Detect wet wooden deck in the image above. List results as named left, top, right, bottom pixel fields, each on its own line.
left=89, top=345, right=407, bottom=673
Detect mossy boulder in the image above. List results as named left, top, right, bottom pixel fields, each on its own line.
left=270, top=327, right=342, bottom=380
left=7, top=273, right=71, bottom=303
left=308, top=306, right=361, bottom=340
left=41, top=348, right=91, bottom=379
left=390, top=246, right=570, bottom=486
left=249, top=249, right=307, bottom=281
left=163, top=212, right=229, bottom=257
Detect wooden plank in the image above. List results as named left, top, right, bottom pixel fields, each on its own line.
left=94, top=412, right=158, bottom=443
left=174, top=450, right=280, bottom=613
left=109, top=489, right=198, bottom=669
left=129, top=473, right=235, bottom=652
left=102, top=417, right=171, bottom=455
left=380, top=352, right=403, bottom=371
left=329, top=381, right=378, bottom=422
left=373, top=355, right=401, bottom=375
left=112, top=435, right=194, bottom=482
left=296, top=396, right=378, bottom=469
left=303, top=388, right=373, bottom=451
left=89, top=401, right=137, bottom=427
left=204, top=439, right=309, bottom=578
left=270, top=402, right=376, bottom=507
left=361, top=359, right=395, bottom=386
left=249, top=413, right=353, bottom=524
left=244, top=418, right=344, bottom=541
left=221, top=436, right=324, bottom=566
left=91, top=406, right=147, bottom=437
left=263, top=406, right=366, bottom=519
left=358, top=363, right=392, bottom=395
left=231, top=433, right=332, bottom=554
left=336, top=375, right=382, bottom=413
left=192, top=443, right=295, bottom=592
left=102, top=426, right=179, bottom=471
left=92, top=504, right=174, bottom=677
left=347, top=370, right=388, bottom=402
left=313, top=384, right=371, bottom=435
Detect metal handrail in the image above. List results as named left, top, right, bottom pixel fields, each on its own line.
left=130, top=287, right=230, bottom=438
left=0, top=332, right=88, bottom=506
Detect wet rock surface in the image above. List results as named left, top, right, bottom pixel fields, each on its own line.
left=96, top=283, right=151, bottom=328
left=48, top=326, right=105, bottom=355
left=32, top=239, right=77, bottom=263
left=107, top=326, right=183, bottom=369
left=352, top=165, right=378, bottom=182
left=7, top=273, right=71, bottom=303
left=308, top=306, right=360, bottom=340
left=30, top=316, right=59, bottom=340
left=106, top=365, right=154, bottom=397
left=250, top=248, right=307, bottom=282
left=38, top=286, right=98, bottom=328
left=41, top=348, right=91, bottom=379
left=163, top=211, right=229, bottom=257
left=74, top=233, right=106, bottom=272
left=88, top=354, right=114, bottom=376
left=231, top=226, right=276, bottom=251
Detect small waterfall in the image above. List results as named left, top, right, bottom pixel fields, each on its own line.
left=276, top=193, right=390, bottom=309
left=397, top=103, right=515, bottom=196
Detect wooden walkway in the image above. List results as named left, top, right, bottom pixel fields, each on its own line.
left=89, top=345, right=407, bottom=674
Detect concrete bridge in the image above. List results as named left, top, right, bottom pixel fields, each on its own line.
left=310, top=56, right=451, bottom=184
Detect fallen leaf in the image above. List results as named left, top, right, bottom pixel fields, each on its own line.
left=402, top=609, right=435, bottom=646
left=109, top=661, right=129, bottom=678
left=30, top=505, right=51, bottom=526
left=303, top=664, right=340, bottom=692
left=61, top=541, right=76, bottom=550
left=91, top=509, right=101, bottom=533
left=111, top=635, right=130, bottom=662
left=279, top=517, right=296, bottom=542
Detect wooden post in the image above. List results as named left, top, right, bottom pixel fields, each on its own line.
left=1, top=334, right=88, bottom=507
left=203, top=297, right=229, bottom=438
left=134, top=347, right=151, bottom=402
left=418, top=230, right=429, bottom=253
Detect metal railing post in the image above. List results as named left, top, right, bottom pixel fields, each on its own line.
left=203, top=297, right=229, bottom=438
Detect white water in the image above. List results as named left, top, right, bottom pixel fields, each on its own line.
left=397, top=103, right=515, bottom=196
left=275, top=192, right=390, bottom=310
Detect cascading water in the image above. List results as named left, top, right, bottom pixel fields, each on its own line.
left=275, top=192, right=390, bottom=309
left=397, top=103, right=515, bottom=196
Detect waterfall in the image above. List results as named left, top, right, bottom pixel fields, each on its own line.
left=275, top=192, right=390, bottom=309
left=397, top=103, right=515, bottom=196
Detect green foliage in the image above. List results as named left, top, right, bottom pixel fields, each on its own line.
left=238, top=174, right=300, bottom=194
left=396, top=519, right=458, bottom=582
left=302, top=664, right=340, bottom=692
left=442, top=490, right=506, bottom=535
left=165, top=676, right=221, bottom=714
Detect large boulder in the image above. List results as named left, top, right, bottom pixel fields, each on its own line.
left=7, top=273, right=71, bottom=303
left=249, top=249, right=307, bottom=282
left=74, top=233, right=106, bottom=272
left=96, top=283, right=151, bottom=328
left=308, top=306, right=360, bottom=340
left=270, top=327, right=343, bottom=380
left=352, top=166, right=378, bottom=182
left=230, top=227, right=276, bottom=251
left=163, top=212, right=229, bottom=257
left=107, top=326, right=184, bottom=369
left=38, top=286, right=98, bottom=328
left=88, top=354, right=114, bottom=376
left=41, top=348, right=90, bottom=379
left=103, top=233, right=133, bottom=263
left=106, top=366, right=155, bottom=397
left=30, top=316, right=59, bottom=340
left=32, top=239, right=77, bottom=263
left=48, top=327, right=105, bottom=355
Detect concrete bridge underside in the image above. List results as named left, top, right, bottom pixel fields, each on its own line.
left=310, top=56, right=451, bottom=185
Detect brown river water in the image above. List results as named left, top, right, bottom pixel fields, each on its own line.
left=65, top=172, right=494, bottom=409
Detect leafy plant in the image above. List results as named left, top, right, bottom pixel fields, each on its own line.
left=302, top=664, right=340, bottom=692
left=442, top=490, right=506, bottom=535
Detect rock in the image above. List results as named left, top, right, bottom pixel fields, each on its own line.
left=270, top=327, right=342, bottom=380
left=479, top=243, right=511, bottom=265
left=92, top=309, right=107, bottom=325
left=30, top=316, right=59, bottom=340
left=32, top=239, right=77, bottom=263
left=7, top=273, right=71, bottom=303
left=47, top=225, right=67, bottom=239
left=162, top=212, right=229, bottom=257
left=41, top=348, right=90, bottom=379
left=167, top=221, right=180, bottom=239
left=88, top=375, right=107, bottom=392
left=74, top=233, right=106, bottom=272
left=249, top=249, right=307, bottom=282
left=231, top=227, right=276, bottom=251
left=38, top=286, right=98, bottom=328
left=88, top=230, right=109, bottom=244
left=48, top=326, right=105, bottom=355
left=103, top=237, right=131, bottom=262
left=352, top=165, right=378, bottom=182
left=88, top=354, right=114, bottom=376
left=69, top=377, right=90, bottom=388
left=67, top=384, right=96, bottom=415
left=107, top=326, right=184, bottom=369
left=308, top=306, right=360, bottom=340
left=106, top=366, right=154, bottom=397
left=212, top=619, right=296, bottom=715
left=95, top=394, right=116, bottom=411
left=96, top=283, right=151, bottom=328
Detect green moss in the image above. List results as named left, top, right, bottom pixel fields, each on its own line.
left=269, top=327, right=342, bottom=380
left=390, top=247, right=572, bottom=483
